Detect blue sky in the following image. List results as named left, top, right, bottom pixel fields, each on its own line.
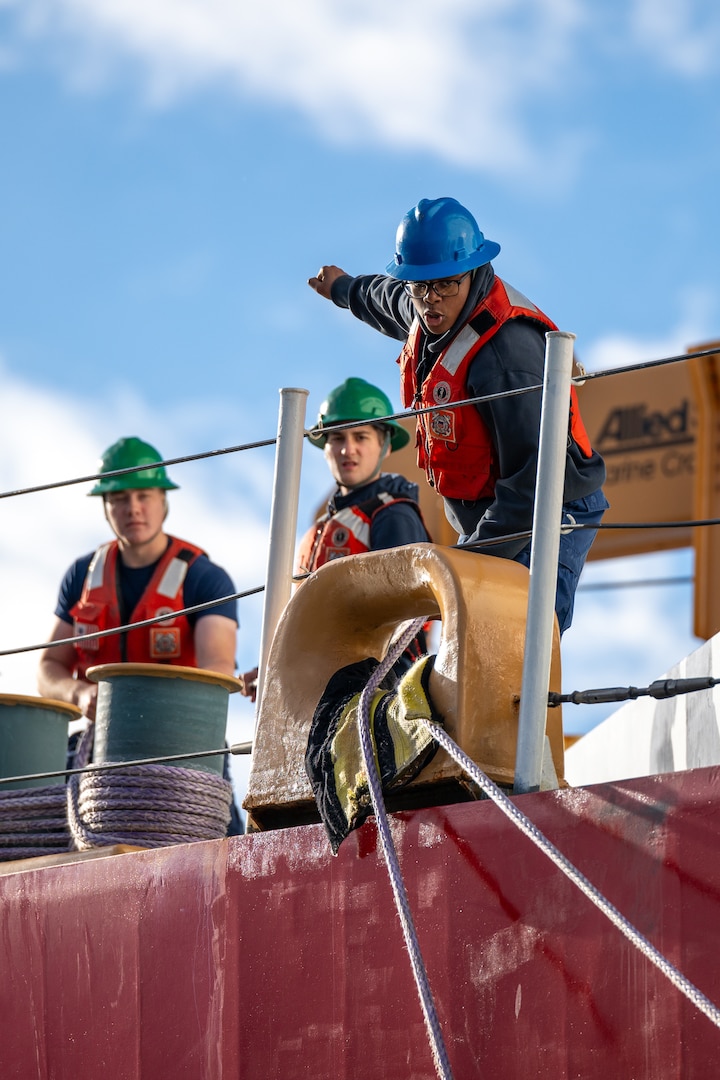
left=1, top=1, right=720, bottom=801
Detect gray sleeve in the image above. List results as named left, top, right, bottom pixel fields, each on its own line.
left=331, top=274, right=414, bottom=343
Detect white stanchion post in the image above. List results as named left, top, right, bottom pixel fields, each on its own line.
left=254, top=387, right=308, bottom=718
left=513, top=332, right=575, bottom=794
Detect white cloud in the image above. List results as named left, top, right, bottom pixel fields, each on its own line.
left=1, top=0, right=716, bottom=179
left=0, top=356, right=278, bottom=803
left=564, top=547, right=700, bottom=725
left=582, top=294, right=718, bottom=373
left=0, top=359, right=277, bottom=683
left=629, top=0, right=720, bottom=76
left=0, top=0, right=605, bottom=176
left=2, top=0, right=717, bottom=180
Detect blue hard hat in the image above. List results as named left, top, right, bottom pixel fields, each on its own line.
left=386, top=197, right=501, bottom=281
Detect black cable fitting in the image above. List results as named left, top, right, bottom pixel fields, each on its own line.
left=647, top=676, right=719, bottom=699
left=549, top=675, right=720, bottom=707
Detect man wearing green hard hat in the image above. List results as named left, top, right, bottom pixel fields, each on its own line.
left=37, top=436, right=238, bottom=721
left=298, top=376, right=430, bottom=573
left=239, top=378, right=431, bottom=701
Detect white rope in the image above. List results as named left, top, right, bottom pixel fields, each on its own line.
left=422, top=720, right=720, bottom=1031
left=357, top=617, right=454, bottom=1080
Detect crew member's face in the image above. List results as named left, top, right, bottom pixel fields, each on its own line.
left=103, top=488, right=167, bottom=549
left=408, top=272, right=472, bottom=336
left=324, top=426, right=388, bottom=493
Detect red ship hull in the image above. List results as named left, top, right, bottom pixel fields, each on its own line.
left=2, top=766, right=720, bottom=1078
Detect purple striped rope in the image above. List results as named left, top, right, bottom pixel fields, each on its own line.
left=67, top=724, right=233, bottom=850
left=0, top=785, right=71, bottom=860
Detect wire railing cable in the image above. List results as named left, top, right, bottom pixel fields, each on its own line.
left=1, top=390, right=539, bottom=502
left=3, top=342, right=716, bottom=506
left=568, top=517, right=720, bottom=532
left=0, top=437, right=278, bottom=501
left=0, top=585, right=264, bottom=657
left=0, top=741, right=254, bottom=788
left=303, top=344, right=720, bottom=441
left=578, top=575, right=693, bottom=593
left=0, top=510, right=711, bottom=660
left=454, top=515, right=720, bottom=555
left=66, top=726, right=234, bottom=850
left=572, top=344, right=720, bottom=382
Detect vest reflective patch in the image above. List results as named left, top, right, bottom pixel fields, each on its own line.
left=441, top=324, right=482, bottom=378
left=503, top=281, right=539, bottom=313
left=86, top=545, right=110, bottom=591
left=156, top=557, right=189, bottom=599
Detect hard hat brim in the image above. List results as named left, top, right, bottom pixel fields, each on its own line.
left=308, top=421, right=410, bottom=453
left=385, top=240, right=501, bottom=281
left=89, top=477, right=180, bottom=496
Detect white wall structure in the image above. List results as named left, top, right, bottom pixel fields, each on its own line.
left=565, top=633, right=720, bottom=786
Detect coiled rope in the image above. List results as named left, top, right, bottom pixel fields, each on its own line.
left=0, top=784, right=70, bottom=861
left=358, top=621, right=720, bottom=1080
left=67, top=726, right=234, bottom=850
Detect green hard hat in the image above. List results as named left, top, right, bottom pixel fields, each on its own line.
left=309, top=378, right=409, bottom=452
left=89, top=437, right=180, bottom=496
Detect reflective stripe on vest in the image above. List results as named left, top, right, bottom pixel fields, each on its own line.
left=156, top=556, right=191, bottom=599
left=296, top=492, right=421, bottom=574
left=69, top=536, right=205, bottom=676
left=398, top=277, right=592, bottom=500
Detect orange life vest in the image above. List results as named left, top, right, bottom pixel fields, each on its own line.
left=69, top=536, right=205, bottom=678
left=397, top=277, right=593, bottom=500
left=296, top=493, right=423, bottom=575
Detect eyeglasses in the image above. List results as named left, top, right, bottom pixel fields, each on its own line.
left=403, top=271, right=471, bottom=299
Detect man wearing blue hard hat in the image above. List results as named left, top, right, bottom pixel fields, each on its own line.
left=309, top=197, right=608, bottom=634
